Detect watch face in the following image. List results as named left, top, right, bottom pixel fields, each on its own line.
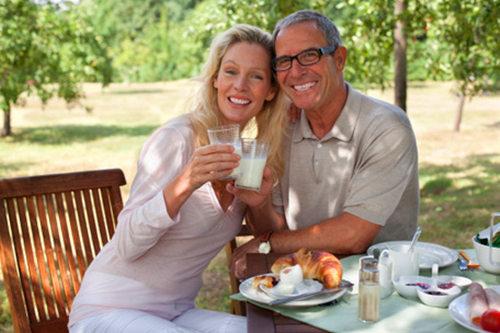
left=258, top=241, right=271, bottom=254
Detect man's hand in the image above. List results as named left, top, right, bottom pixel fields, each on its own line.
left=226, top=166, right=273, bottom=208
left=231, top=237, right=262, bottom=280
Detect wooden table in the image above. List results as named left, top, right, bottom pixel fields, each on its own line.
left=245, top=253, right=328, bottom=333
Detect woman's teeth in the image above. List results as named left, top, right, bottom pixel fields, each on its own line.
left=229, top=97, right=250, bottom=105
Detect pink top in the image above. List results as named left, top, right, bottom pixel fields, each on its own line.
left=69, top=115, right=245, bottom=325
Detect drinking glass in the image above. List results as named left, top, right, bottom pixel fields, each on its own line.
left=207, top=124, right=241, bottom=179
left=235, top=139, right=268, bottom=192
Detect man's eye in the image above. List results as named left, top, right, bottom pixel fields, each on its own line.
left=275, top=58, right=290, bottom=67
left=301, top=51, right=319, bottom=60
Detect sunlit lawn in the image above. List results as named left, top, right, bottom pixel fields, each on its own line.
left=0, top=80, right=499, bottom=330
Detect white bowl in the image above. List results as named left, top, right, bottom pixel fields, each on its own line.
left=417, top=285, right=461, bottom=308
left=472, top=236, right=500, bottom=274
left=433, top=275, right=472, bottom=290
left=393, top=276, right=433, bottom=299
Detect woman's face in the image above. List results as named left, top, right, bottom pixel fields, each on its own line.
left=214, top=42, right=276, bottom=126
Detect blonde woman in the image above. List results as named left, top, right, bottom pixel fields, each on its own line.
left=68, top=24, right=287, bottom=333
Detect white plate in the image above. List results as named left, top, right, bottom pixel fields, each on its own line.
left=239, top=274, right=348, bottom=307
left=367, top=241, right=458, bottom=269
left=448, top=285, right=500, bottom=333
left=261, top=279, right=323, bottom=298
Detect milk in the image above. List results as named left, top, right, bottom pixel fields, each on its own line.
left=235, top=157, right=266, bottom=190
left=229, top=144, right=242, bottom=178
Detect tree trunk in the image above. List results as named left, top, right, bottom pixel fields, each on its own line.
left=394, top=0, right=407, bottom=112
left=454, top=93, right=465, bottom=132
left=1, top=105, right=12, bottom=137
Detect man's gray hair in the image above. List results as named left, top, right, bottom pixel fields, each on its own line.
left=272, top=10, right=342, bottom=49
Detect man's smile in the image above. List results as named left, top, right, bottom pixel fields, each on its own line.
left=292, top=81, right=317, bottom=92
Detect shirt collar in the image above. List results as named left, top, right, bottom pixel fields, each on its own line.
left=292, top=83, right=362, bottom=143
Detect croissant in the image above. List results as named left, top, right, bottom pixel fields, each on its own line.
left=252, top=275, right=278, bottom=289
left=271, top=248, right=342, bottom=289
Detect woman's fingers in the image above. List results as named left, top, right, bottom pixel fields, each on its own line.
left=186, top=144, right=241, bottom=186
left=196, top=143, right=234, bottom=156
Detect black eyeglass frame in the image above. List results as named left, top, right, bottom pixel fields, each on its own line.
left=272, top=45, right=337, bottom=72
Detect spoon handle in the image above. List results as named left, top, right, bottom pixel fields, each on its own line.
left=408, top=226, right=422, bottom=253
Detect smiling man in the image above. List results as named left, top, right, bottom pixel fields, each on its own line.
left=230, top=10, right=419, bottom=279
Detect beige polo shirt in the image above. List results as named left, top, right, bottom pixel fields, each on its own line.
left=273, top=85, right=419, bottom=244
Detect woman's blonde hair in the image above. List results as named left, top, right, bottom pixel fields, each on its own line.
left=189, top=24, right=288, bottom=179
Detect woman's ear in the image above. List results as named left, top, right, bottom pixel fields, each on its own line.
left=213, top=76, right=219, bottom=89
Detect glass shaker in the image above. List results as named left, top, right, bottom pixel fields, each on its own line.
left=358, top=256, right=380, bottom=322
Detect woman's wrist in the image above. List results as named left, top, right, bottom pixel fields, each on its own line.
left=163, top=174, right=193, bottom=218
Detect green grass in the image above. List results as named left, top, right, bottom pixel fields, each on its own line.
left=0, top=81, right=499, bottom=328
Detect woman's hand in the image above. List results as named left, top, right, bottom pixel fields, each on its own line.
left=226, top=166, right=273, bottom=208
left=164, top=144, right=239, bottom=217
left=182, top=144, right=239, bottom=191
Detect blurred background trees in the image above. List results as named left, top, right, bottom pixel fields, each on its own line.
left=0, top=0, right=111, bottom=136
left=1, top=0, right=498, bottom=136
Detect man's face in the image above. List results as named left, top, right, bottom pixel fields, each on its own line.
left=274, top=21, right=343, bottom=113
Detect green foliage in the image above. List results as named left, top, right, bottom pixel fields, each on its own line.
left=429, top=0, right=499, bottom=98
left=0, top=0, right=112, bottom=135
left=86, top=0, right=331, bottom=82
left=330, top=0, right=437, bottom=89
left=0, top=288, right=11, bottom=328
left=74, top=0, right=498, bottom=96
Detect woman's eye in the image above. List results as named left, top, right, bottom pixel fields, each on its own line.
left=251, top=74, right=264, bottom=80
left=224, top=69, right=237, bottom=75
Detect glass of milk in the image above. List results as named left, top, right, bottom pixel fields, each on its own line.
left=207, top=124, right=242, bottom=179
left=235, top=138, right=268, bottom=192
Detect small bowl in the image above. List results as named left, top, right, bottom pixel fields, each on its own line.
left=393, top=275, right=433, bottom=299
left=433, top=275, right=472, bottom=290
left=472, top=236, right=500, bottom=274
left=417, top=285, right=461, bottom=308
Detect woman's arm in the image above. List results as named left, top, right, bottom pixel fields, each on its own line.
left=113, top=125, right=239, bottom=262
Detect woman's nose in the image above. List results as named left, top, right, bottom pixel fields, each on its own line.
left=234, top=76, right=248, bottom=90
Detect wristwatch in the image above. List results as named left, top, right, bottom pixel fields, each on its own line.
left=258, top=231, right=273, bottom=254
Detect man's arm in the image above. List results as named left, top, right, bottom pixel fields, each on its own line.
left=268, top=212, right=380, bottom=254
left=231, top=210, right=380, bottom=279
left=245, top=195, right=287, bottom=235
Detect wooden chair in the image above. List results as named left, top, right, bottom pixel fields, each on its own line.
left=0, top=169, right=126, bottom=333
left=225, top=223, right=252, bottom=315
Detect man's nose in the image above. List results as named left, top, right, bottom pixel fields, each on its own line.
left=288, top=59, right=307, bottom=76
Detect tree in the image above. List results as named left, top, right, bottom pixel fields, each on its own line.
left=328, top=1, right=433, bottom=112
left=430, top=0, right=498, bottom=131
left=0, top=0, right=111, bottom=136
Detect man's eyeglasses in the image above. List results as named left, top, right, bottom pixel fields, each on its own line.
left=273, top=45, right=337, bottom=72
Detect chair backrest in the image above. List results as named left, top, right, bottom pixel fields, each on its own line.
left=225, top=223, right=251, bottom=315
left=0, top=169, right=126, bottom=333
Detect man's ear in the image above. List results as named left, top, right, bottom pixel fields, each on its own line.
left=265, top=86, right=277, bottom=101
left=336, top=46, right=347, bottom=70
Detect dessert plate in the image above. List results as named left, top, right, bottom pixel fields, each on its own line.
left=448, top=285, right=500, bottom=333
left=367, top=241, right=458, bottom=269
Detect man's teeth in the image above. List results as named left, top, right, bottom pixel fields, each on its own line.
left=229, top=97, right=250, bottom=105
left=293, top=82, right=315, bottom=91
